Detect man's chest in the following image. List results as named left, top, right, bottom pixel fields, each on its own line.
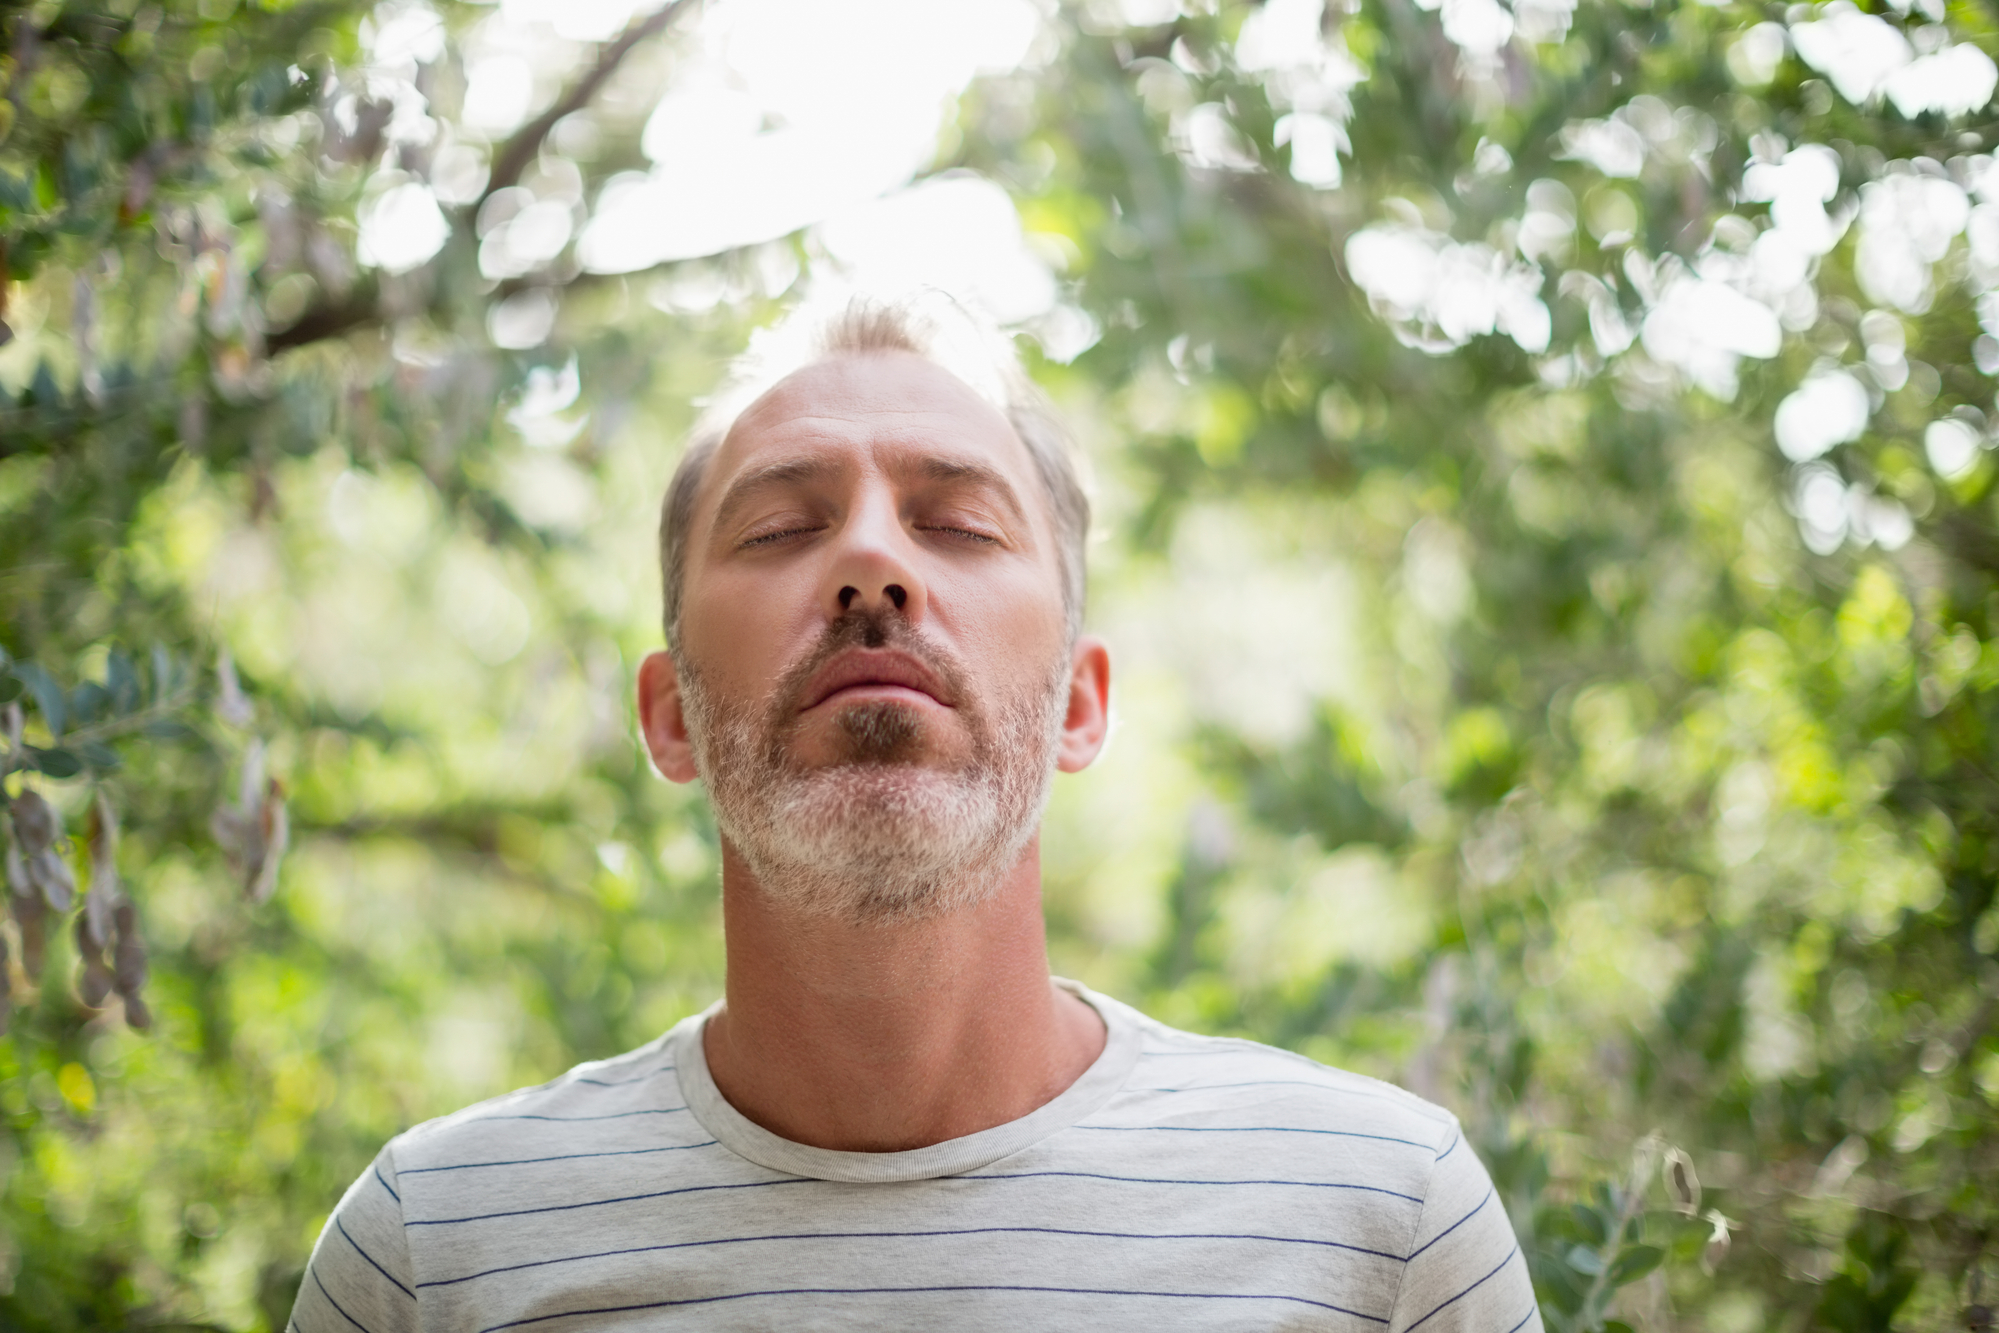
left=405, top=1153, right=1416, bottom=1332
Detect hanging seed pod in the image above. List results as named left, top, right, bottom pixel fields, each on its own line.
left=212, top=741, right=288, bottom=902
left=29, top=848, right=75, bottom=912
left=1701, top=1209, right=1734, bottom=1274
left=4, top=835, right=26, bottom=901
left=79, top=963, right=113, bottom=1009
left=83, top=794, right=119, bottom=953
left=74, top=915, right=113, bottom=1009
left=113, top=938, right=147, bottom=998
left=17, top=893, right=45, bottom=979
left=122, top=991, right=152, bottom=1031
left=112, top=901, right=148, bottom=998
left=1663, top=1147, right=1701, bottom=1217
left=10, top=788, right=56, bottom=852
left=249, top=778, right=288, bottom=904
left=215, top=647, right=253, bottom=728
left=11, top=790, right=75, bottom=911
left=2, top=700, right=21, bottom=750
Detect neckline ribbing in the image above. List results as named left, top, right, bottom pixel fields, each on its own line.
left=671, top=978, right=1141, bottom=1183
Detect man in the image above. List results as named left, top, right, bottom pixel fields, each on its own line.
left=293, top=299, right=1539, bottom=1332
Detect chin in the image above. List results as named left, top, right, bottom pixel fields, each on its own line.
left=724, top=761, right=1045, bottom=924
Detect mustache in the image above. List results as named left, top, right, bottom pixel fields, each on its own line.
left=766, top=607, right=978, bottom=741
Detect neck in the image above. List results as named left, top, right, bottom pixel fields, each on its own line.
left=703, top=836, right=1107, bottom=1152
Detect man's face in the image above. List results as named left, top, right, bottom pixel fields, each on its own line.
left=639, top=350, right=1108, bottom=919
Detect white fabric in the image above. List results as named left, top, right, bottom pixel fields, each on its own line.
left=294, top=981, right=1541, bottom=1333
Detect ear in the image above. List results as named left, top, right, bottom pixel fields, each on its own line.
left=1056, top=635, right=1112, bottom=774
left=637, top=650, right=700, bottom=784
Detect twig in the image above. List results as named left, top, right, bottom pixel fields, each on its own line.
left=1581, top=1136, right=1662, bottom=1326
left=269, top=0, right=699, bottom=357
left=0, top=687, right=198, bottom=782
left=480, top=0, right=699, bottom=206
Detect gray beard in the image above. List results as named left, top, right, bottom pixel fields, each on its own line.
left=676, top=617, right=1068, bottom=924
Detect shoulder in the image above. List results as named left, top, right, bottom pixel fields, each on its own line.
left=1096, top=993, right=1461, bottom=1156
left=381, top=1027, right=690, bottom=1172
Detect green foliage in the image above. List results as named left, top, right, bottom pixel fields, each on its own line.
left=2, top=0, right=1998, bottom=1327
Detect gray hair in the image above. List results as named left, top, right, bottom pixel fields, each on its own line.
left=658, top=296, right=1091, bottom=646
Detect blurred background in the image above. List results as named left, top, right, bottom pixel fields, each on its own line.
left=1, top=0, right=1996, bottom=1327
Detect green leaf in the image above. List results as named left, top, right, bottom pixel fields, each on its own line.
left=0, top=672, right=21, bottom=706
left=28, top=746, right=82, bottom=778
left=1605, top=1322, right=1637, bottom=1333
left=1570, top=1203, right=1609, bottom=1246
left=106, top=651, right=139, bottom=713
left=151, top=644, right=174, bottom=704
left=76, top=741, right=121, bottom=772
left=12, top=662, right=66, bottom=737
left=1565, top=1243, right=1606, bottom=1277
left=142, top=719, right=196, bottom=741
left=70, top=680, right=109, bottom=727
left=1608, top=1245, right=1664, bottom=1286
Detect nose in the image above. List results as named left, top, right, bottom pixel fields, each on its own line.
left=839, top=583, right=905, bottom=612
left=821, top=489, right=928, bottom=625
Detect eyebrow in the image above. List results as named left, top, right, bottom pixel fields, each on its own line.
left=900, top=455, right=1028, bottom=525
left=709, top=456, right=842, bottom=537
left=708, top=452, right=1030, bottom=537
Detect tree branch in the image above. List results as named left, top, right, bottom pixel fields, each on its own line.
left=264, top=284, right=383, bottom=356
left=268, top=0, right=697, bottom=358
left=480, top=0, right=698, bottom=206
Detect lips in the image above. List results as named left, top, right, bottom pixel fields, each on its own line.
left=800, top=649, right=955, bottom=712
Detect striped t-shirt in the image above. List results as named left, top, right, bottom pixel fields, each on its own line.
left=294, top=981, right=1540, bottom=1333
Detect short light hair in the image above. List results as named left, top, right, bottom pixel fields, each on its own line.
left=658, top=296, right=1091, bottom=646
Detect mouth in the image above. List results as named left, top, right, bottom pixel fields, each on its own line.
left=801, top=649, right=955, bottom=713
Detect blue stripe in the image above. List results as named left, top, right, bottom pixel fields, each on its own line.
left=400, top=1140, right=721, bottom=1175
left=1128, top=1080, right=1453, bottom=1119
left=372, top=1166, right=399, bottom=1203
left=468, top=1106, right=690, bottom=1123
left=407, top=1176, right=809, bottom=1226
left=963, top=1169, right=1424, bottom=1204
left=1434, top=1132, right=1461, bottom=1162
left=574, top=1063, right=675, bottom=1088
left=1408, top=1185, right=1493, bottom=1261
left=1405, top=1242, right=1519, bottom=1330
left=1503, top=1302, right=1538, bottom=1333
left=421, top=1224, right=1410, bottom=1289
left=475, top=1284, right=1390, bottom=1332
left=336, top=1219, right=413, bottom=1300
left=312, top=1266, right=376, bottom=1333
left=1074, top=1124, right=1431, bottom=1149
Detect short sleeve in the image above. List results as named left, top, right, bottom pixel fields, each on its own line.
left=1387, top=1121, right=1542, bottom=1333
left=290, top=1146, right=422, bottom=1333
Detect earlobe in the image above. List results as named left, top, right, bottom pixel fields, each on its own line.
left=1056, top=636, right=1112, bottom=774
left=637, top=651, right=701, bottom=784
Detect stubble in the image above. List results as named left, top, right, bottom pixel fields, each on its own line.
left=677, top=609, right=1067, bottom=923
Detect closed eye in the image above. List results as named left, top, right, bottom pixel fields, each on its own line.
left=920, top=524, right=1001, bottom=544
left=740, top=524, right=825, bottom=548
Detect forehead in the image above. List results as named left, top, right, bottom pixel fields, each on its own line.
left=704, top=352, right=1037, bottom=497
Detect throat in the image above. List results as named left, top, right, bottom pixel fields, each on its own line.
left=706, top=846, right=1107, bottom=1152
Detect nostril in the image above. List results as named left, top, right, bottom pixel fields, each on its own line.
left=839, top=586, right=859, bottom=610
left=885, top=584, right=907, bottom=610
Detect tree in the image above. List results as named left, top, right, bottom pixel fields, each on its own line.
left=1, top=0, right=1993, bottom=1326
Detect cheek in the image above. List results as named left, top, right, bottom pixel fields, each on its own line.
left=680, top=567, right=817, bottom=688
left=933, top=557, right=1069, bottom=673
